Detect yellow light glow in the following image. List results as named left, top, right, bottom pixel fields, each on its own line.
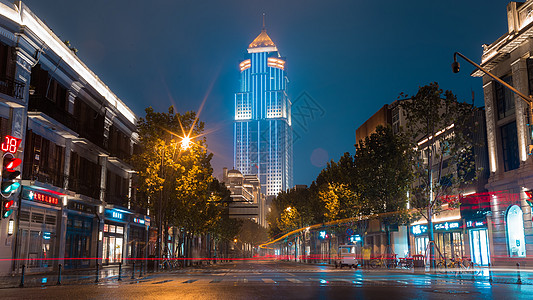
left=181, top=135, right=191, bottom=150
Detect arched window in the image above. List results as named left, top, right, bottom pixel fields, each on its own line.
left=506, top=205, right=526, bottom=257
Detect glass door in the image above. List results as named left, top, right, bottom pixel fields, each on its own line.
left=470, top=229, right=490, bottom=266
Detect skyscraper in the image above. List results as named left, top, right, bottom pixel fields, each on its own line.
left=234, top=21, right=293, bottom=196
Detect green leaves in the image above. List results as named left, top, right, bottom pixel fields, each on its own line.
left=400, top=83, right=479, bottom=219
left=131, top=106, right=226, bottom=236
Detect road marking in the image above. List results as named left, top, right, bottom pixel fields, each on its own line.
left=183, top=279, right=197, bottom=284
left=152, top=280, right=173, bottom=284
left=262, top=278, right=276, bottom=283
left=285, top=278, right=302, bottom=284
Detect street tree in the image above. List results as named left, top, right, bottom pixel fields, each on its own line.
left=400, top=82, right=478, bottom=267
left=132, top=106, right=222, bottom=259
left=354, top=125, right=414, bottom=253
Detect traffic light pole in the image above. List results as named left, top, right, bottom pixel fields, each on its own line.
left=453, top=52, right=533, bottom=153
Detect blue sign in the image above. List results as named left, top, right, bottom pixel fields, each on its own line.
left=319, top=231, right=327, bottom=239
left=411, top=224, right=428, bottom=235
left=346, top=228, right=354, bottom=236
left=350, top=235, right=362, bottom=243
left=105, top=209, right=124, bottom=221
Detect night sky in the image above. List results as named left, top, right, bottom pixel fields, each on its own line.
left=21, top=0, right=509, bottom=185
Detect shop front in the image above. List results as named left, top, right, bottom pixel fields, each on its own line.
left=16, top=187, right=62, bottom=271
left=466, top=218, right=490, bottom=266
left=128, top=216, right=149, bottom=264
left=102, top=208, right=127, bottom=265
left=64, top=200, right=97, bottom=269
left=410, top=224, right=428, bottom=256
left=433, top=220, right=464, bottom=260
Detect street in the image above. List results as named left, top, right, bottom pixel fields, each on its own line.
left=2, top=260, right=533, bottom=299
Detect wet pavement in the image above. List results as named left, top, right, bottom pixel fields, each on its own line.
left=1, top=260, right=533, bottom=299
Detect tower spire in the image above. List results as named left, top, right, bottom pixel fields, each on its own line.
left=262, top=13, right=266, bottom=31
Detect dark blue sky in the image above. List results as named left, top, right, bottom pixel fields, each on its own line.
left=22, top=0, right=509, bottom=185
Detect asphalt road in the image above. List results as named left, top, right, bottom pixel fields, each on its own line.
left=2, top=260, right=532, bottom=299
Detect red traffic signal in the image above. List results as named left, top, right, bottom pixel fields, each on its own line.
left=2, top=199, right=13, bottom=218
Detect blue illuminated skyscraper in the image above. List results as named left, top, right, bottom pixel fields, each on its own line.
left=234, top=23, right=293, bottom=196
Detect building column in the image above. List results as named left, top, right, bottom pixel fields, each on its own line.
left=483, top=81, right=499, bottom=176
left=510, top=57, right=530, bottom=164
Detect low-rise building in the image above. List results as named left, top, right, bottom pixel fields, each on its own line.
left=0, top=1, right=148, bottom=275
left=222, top=167, right=266, bottom=227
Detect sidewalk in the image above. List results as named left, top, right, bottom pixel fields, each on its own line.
left=0, top=264, right=153, bottom=289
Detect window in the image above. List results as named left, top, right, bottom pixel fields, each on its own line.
left=495, top=76, right=515, bottom=120
left=506, top=205, right=526, bottom=257
left=500, top=122, right=520, bottom=171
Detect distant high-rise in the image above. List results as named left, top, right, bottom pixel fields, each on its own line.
left=234, top=20, right=293, bottom=196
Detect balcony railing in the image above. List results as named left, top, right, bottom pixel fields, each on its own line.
left=22, top=167, right=66, bottom=189
left=28, top=94, right=78, bottom=132
left=69, top=178, right=101, bottom=200
left=0, top=75, right=25, bottom=99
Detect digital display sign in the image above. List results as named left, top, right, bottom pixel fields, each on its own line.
left=22, top=188, right=59, bottom=205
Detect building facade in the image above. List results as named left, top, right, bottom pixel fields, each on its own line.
left=0, top=1, right=149, bottom=275
left=355, top=100, right=491, bottom=265
left=222, top=167, right=266, bottom=227
left=472, top=0, right=533, bottom=266
left=234, top=25, right=293, bottom=196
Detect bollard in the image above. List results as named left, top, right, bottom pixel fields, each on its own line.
left=57, top=264, right=62, bottom=285
left=516, top=263, right=522, bottom=284
left=118, top=262, right=122, bottom=281
left=139, top=262, right=143, bottom=277
left=95, top=263, right=99, bottom=283
left=488, top=263, right=493, bottom=284
left=19, top=264, right=25, bottom=288
left=131, top=261, right=135, bottom=280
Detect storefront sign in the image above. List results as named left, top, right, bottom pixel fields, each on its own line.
left=434, top=221, right=462, bottom=231
left=105, top=209, right=124, bottom=221
left=133, top=217, right=145, bottom=225
left=411, top=224, right=428, bottom=235
left=22, top=188, right=59, bottom=205
left=67, top=201, right=96, bottom=214
left=466, top=219, right=486, bottom=228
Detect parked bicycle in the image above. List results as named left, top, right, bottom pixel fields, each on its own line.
left=369, top=254, right=397, bottom=269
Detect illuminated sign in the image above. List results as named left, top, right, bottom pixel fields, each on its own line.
left=25, top=190, right=59, bottom=205
left=350, top=235, right=362, bottom=243
left=1, top=135, right=21, bottom=154
left=105, top=209, right=124, bottom=220
left=466, top=219, right=487, bottom=228
left=434, top=221, right=462, bottom=231
left=411, top=224, right=428, bottom=235
left=43, top=232, right=51, bottom=240
left=319, top=231, right=328, bottom=239
left=133, top=217, right=145, bottom=225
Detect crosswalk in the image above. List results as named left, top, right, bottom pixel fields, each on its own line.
left=142, top=276, right=464, bottom=287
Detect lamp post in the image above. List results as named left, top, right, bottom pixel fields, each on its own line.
left=157, top=134, right=192, bottom=269
left=453, top=52, right=533, bottom=153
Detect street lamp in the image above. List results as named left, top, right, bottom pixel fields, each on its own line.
left=453, top=52, right=533, bottom=153
left=181, top=135, right=192, bottom=150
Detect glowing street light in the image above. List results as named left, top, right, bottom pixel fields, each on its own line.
left=181, top=135, right=191, bottom=150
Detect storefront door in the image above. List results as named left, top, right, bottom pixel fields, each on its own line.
left=414, top=237, right=428, bottom=255
left=469, top=229, right=490, bottom=266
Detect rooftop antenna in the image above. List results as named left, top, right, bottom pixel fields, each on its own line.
left=262, top=13, right=266, bottom=31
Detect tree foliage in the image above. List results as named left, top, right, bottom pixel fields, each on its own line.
left=400, top=82, right=478, bottom=220
left=354, top=125, right=414, bottom=221
left=131, top=106, right=226, bottom=236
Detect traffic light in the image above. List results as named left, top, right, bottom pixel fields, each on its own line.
left=526, top=191, right=533, bottom=208
left=1, top=154, right=21, bottom=218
